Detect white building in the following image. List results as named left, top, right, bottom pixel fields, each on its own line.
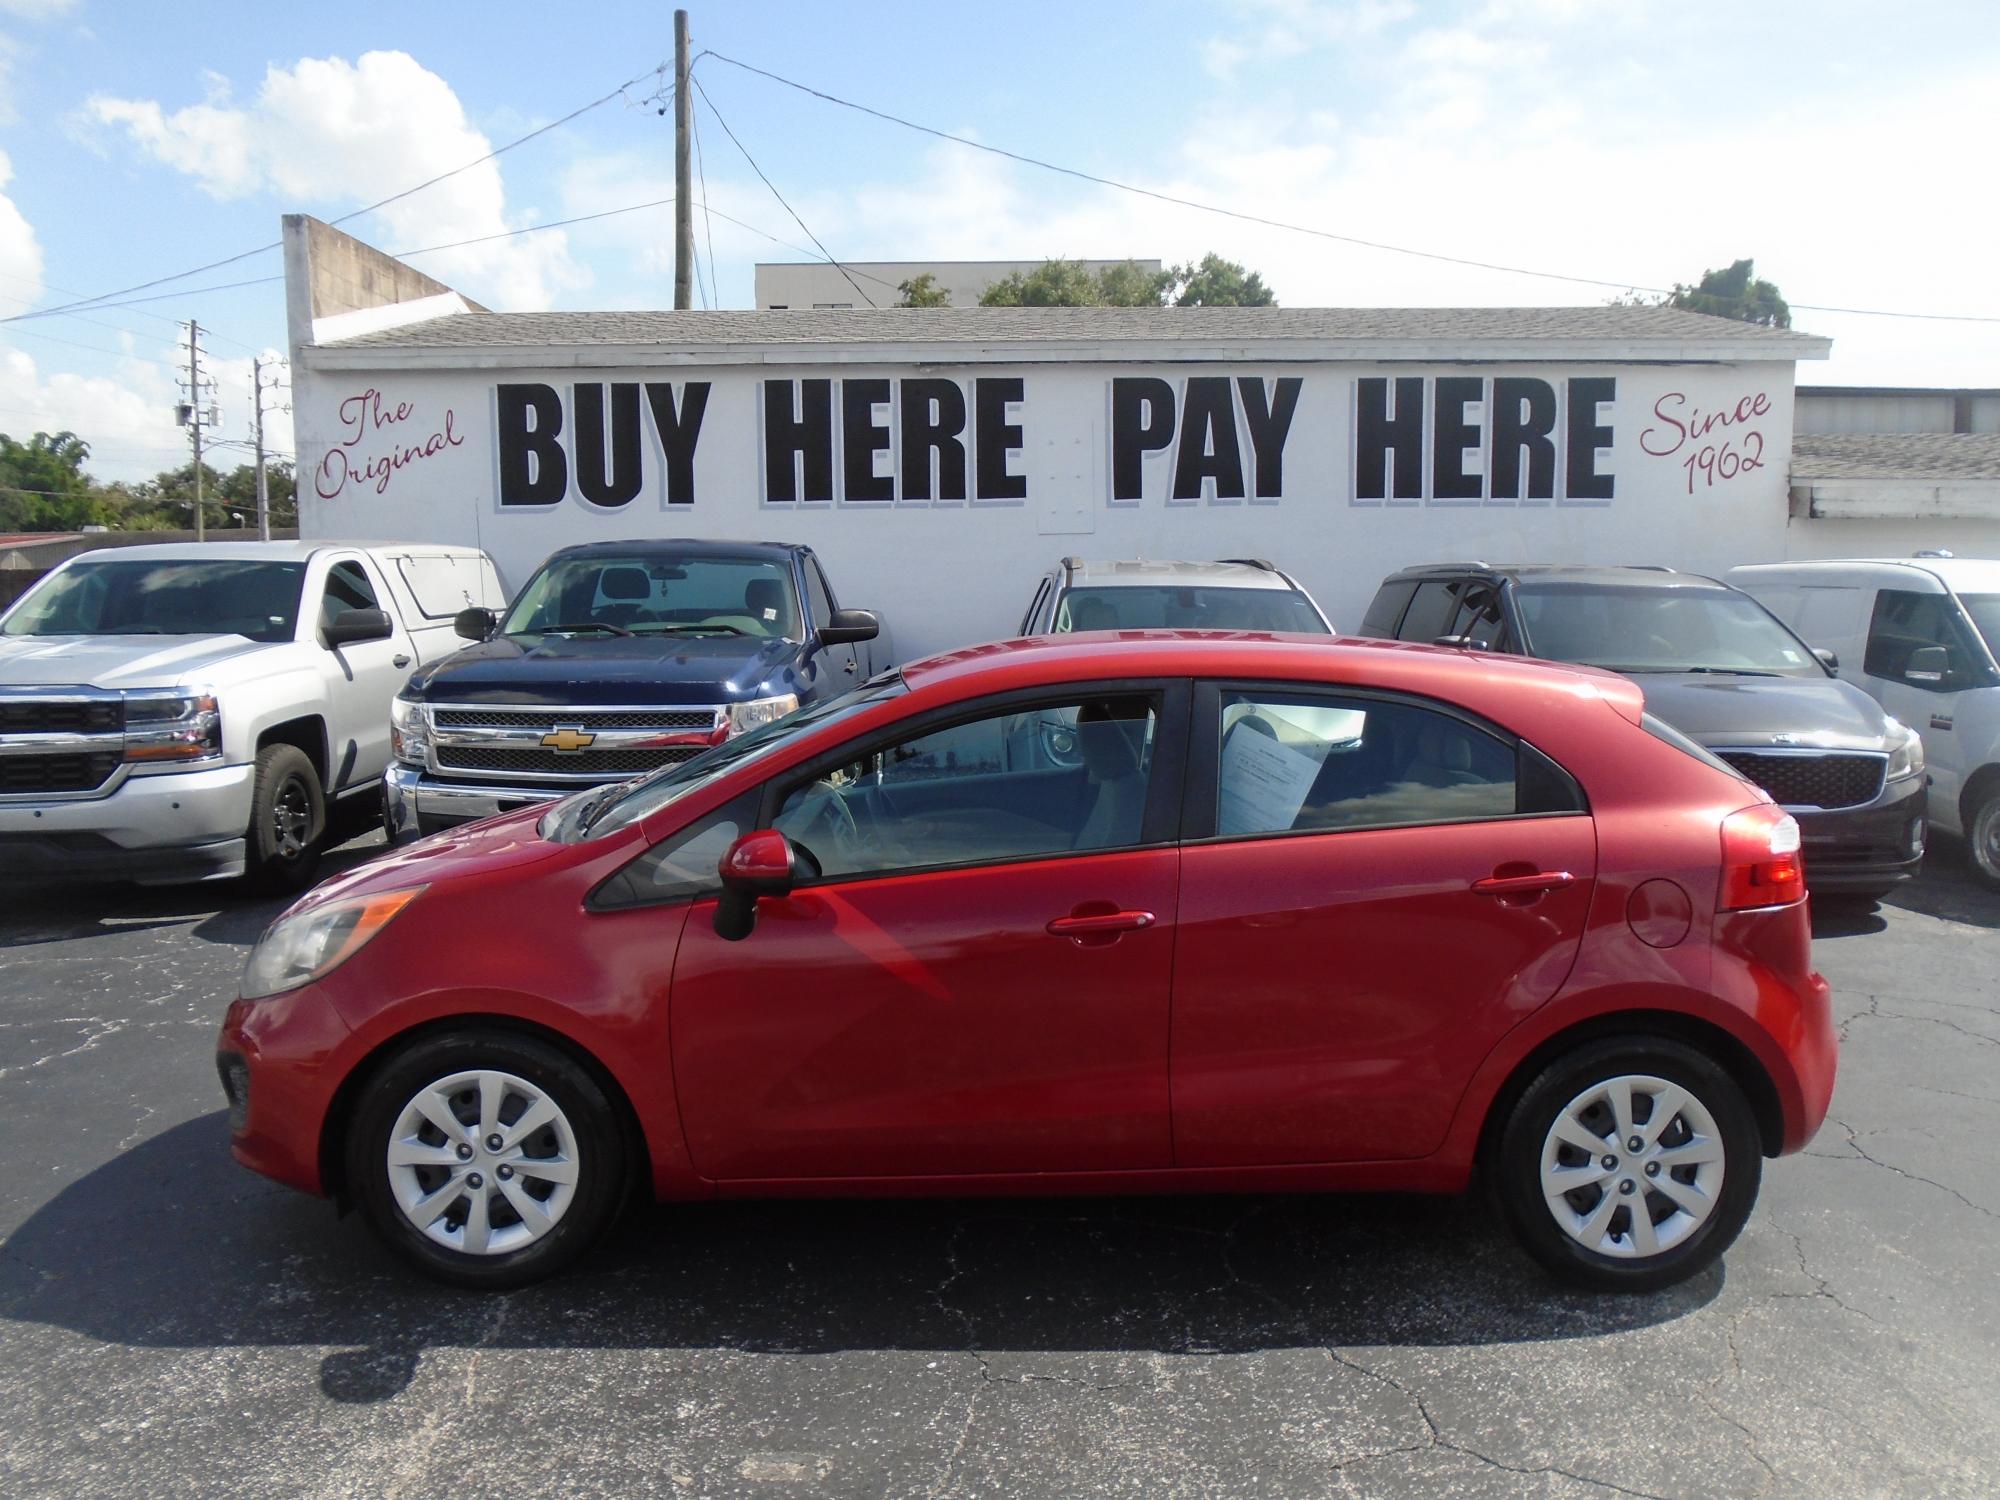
left=753, top=259, right=1164, bottom=310
left=281, top=216, right=2000, bottom=659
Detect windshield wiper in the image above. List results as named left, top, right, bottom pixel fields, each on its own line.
left=517, top=621, right=633, bottom=638
left=572, top=783, right=626, bottom=837
left=1677, top=667, right=1783, bottom=677
left=631, top=622, right=749, bottom=637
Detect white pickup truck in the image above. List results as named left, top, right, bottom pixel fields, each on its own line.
left=0, top=540, right=502, bottom=889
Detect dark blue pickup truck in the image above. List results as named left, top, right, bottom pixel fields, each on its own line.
left=383, top=539, right=890, bottom=839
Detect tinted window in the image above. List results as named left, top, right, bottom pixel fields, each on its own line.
left=1358, top=581, right=1417, bottom=637
left=804, top=560, right=835, bottom=630
left=1055, top=585, right=1327, bottom=633
left=1513, top=584, right=1822, bottom=676
left=2, top=559, right=307, bottom=643
left=320, top=560, right=381, bottom=633
left=502, top=554, right=800, bottom=640
left=1961, top=595, right=2000, bottom=662
left=1396, top=581, right=1462, bottom=642
left=1864, top=589, right=1985, bottom=686
left=772, top=694, right=1158, bottom=879
left=1454, top=584, right=1507, bottom=647
left=1215, top=690, right=1517, bottom=835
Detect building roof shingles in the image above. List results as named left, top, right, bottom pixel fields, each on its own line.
left=1791, top=434, right=2000, bottom=481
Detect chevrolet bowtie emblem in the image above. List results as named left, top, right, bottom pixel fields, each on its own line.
left=541, top=727, right=597, bottom=753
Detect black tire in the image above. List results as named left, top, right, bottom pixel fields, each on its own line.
left=345, top=1030, right=628, bottom=1289
left=1967, top=788, right=2000, bottom=889
left=246, top=744, right=325, bottom=893
left=1495, top=1038, right=1762, bottom=1293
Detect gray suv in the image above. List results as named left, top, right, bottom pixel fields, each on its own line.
left=1358, top=563, right=1928, bottom=898
left=1018, top=558, right=1333, bottom=636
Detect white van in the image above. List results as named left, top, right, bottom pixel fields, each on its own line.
left=1727, top=557, right=2000, bottom=885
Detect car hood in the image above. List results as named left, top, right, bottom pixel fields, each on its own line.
left=293, top=804, right=577, bottom=913
left=407, top=632, right=804, bottom=706
left=0, top=633, right=273, bottom=689
left=1636, top=672, right=1894, bottom=750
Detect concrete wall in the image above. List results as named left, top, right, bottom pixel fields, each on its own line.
left=1796, top=388, right=2000, bottom=436
left=282, top=215, right=486, bottom=365
left=754, top=260, right=1165, bottom=311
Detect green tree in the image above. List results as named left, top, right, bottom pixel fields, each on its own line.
left=979, top=258, right=1173, bottom=307
left=215, top=460, right=297, bottom=528
left=0, top=431, right=120, bottom=532
left=896, top=272, right=950, bottom=308
left=1635, top=258, right=1790, bottom=328
left=1171, top=253, right=1276, bottom=307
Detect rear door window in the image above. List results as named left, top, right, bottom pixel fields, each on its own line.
left=1358, top=581, right=1417, bottom=637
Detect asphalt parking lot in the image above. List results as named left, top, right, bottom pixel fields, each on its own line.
left=2, top=831, right=1996, bottom=1499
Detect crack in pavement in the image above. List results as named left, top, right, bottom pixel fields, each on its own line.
left=1817, top=1118, right=1999, bottom=1221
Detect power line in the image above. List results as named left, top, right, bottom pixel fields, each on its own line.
left=690, top=90, right=720, bottom=309
left=3, top=59, right=671, bottom=328
left=689, top=75, right=877, bottom=309
left=695, top=49, right=2000, bottom=326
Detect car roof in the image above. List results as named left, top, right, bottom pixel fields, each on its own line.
left=1384, top=562, right=1729, bottom=591
left=544, top=538, right=801, bottom=564
left=903, top=630, right=1637, bottom=707
left=63, top=540, right=485, bottom=565
left=1730, top=557, right=2000, bottom=594
left=1061, top=559, right=1295, bottom=590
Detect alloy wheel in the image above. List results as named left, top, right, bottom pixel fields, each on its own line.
left=1539, top=1073, right=1724, bottom=1259
left=271, top=777, right=313, bottom=859
left=385, top=1068, right=581, bottom=1256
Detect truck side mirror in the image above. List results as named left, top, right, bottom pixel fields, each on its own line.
left=454, top=606, right=496, bottom=642
left=818, top=608, right=880, bottom=648
left=324, top=607, right=394, bottom=649
left=713, top=828, right=799, bottom=941
left=1906, top=645, right=1951, bottom=685
left=1432, top=634, right=1494, bottom=652
left=1813, top=647, right=1839, bottom=672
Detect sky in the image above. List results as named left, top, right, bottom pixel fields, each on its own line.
left=0, top=0, right=1995, bottom=484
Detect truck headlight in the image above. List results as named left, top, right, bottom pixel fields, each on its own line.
left=241, top=886, right=425, bottom=999
left=1886, top=718, right=1925, bottom=780
left=121, top=689, right=221, bottom=764
left=727, top=693, right=800, bottom=736
left=390, top=696, right=429, bottom=765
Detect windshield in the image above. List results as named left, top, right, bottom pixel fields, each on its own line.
left=1, top=559, right=307, bottom=643
left=1960, top=595, right=2000, bottom=661
left=503, top=553, right=800, bottom=639
left=1513, top=584, right=1825, bottom=677
left=543, top=672, right=908, bottom=842
left=1056, top=585, right=1328, bottom=633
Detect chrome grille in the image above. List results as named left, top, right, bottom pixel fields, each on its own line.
left=430, top=706, right=720, bottom=731
left=1715, top=751, right=1887, bottom=811
left=434, top=745, right=705, bottom=777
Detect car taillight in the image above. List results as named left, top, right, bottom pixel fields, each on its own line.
left=1719, top=804, right=1805, bottom=911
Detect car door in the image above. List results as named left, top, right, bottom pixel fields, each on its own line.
left=800, top=556, right=857, bottom=695
left=315, top=554, right=414, bottom=790
left=669, top=681, right=1190, bottom=1180
left=1861, top=588, right=1980, bottom=818
left=1171, top=681, right=1596, bottom=1166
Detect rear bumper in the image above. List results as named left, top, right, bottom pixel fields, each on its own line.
left=1795, top=773, right=1928, bottom=892
left=383, top=762, right=562, bottom=842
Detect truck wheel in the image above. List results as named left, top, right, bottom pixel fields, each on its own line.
left=1969, top=789, right=2000, bottom=888
left=247, top=744, right=325, bottom=892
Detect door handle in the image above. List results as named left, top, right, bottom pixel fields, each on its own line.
left=1471, top=871, right=1574, bottom=897
left=392, top=654, right=412, bottom=669
left=1047, top=909, right=1156, bottom=937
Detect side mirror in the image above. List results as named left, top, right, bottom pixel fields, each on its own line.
left=1813, top=647, right=1839, bottom=672
left=1906, top=645, right=1951, bottom=685
left=454, top=606, right=496, bottom=642
left=818, top=607, right=880, bottom=648
left=713, top=828, right=799, bottom=941
left=324, top=607, right=394, bottom=649
left=1431, top=634, right=1494, bottom=652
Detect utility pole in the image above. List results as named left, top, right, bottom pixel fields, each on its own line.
left=182, top=320, right=208, bottom=542
left=252, top=356, right=270, bottom=541
left=673, top=8, right=693, bottom=311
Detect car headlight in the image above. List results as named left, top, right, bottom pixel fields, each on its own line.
left=727, top=693, right=800, bottom=736
left=1886, top=718, right=1925, bottom=780
left=122, top=688, right=221, bottom=764
left=241, top=886, right=425, bottom=1000
left=390, top=695, right=429, bottom=765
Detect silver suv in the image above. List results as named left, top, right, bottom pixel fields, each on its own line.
left=1017, top=558, right=1333, bottom=636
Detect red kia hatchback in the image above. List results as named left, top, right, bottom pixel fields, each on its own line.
left=219, top=634, right=1835, bottom=1291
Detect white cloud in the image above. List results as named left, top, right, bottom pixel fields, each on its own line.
left=84, top=50, right=581, bottom=310
left=1206, top=0, right=1416, bottom=79
left=0, top=0, right=79, bottom=18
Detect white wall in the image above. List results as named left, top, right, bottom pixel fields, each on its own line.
left=297, top=356, right=1801, bottom=659
left=1785, top=515, right=2000, bottom=563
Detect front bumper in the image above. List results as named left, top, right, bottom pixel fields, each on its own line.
left=383, top=761, right=563, bottom=842
left=1794, top=773, right=1929, bottom=892
left=0, top=762, right=254, bottom=884
left=219, top=983, right=355, bottom=1197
